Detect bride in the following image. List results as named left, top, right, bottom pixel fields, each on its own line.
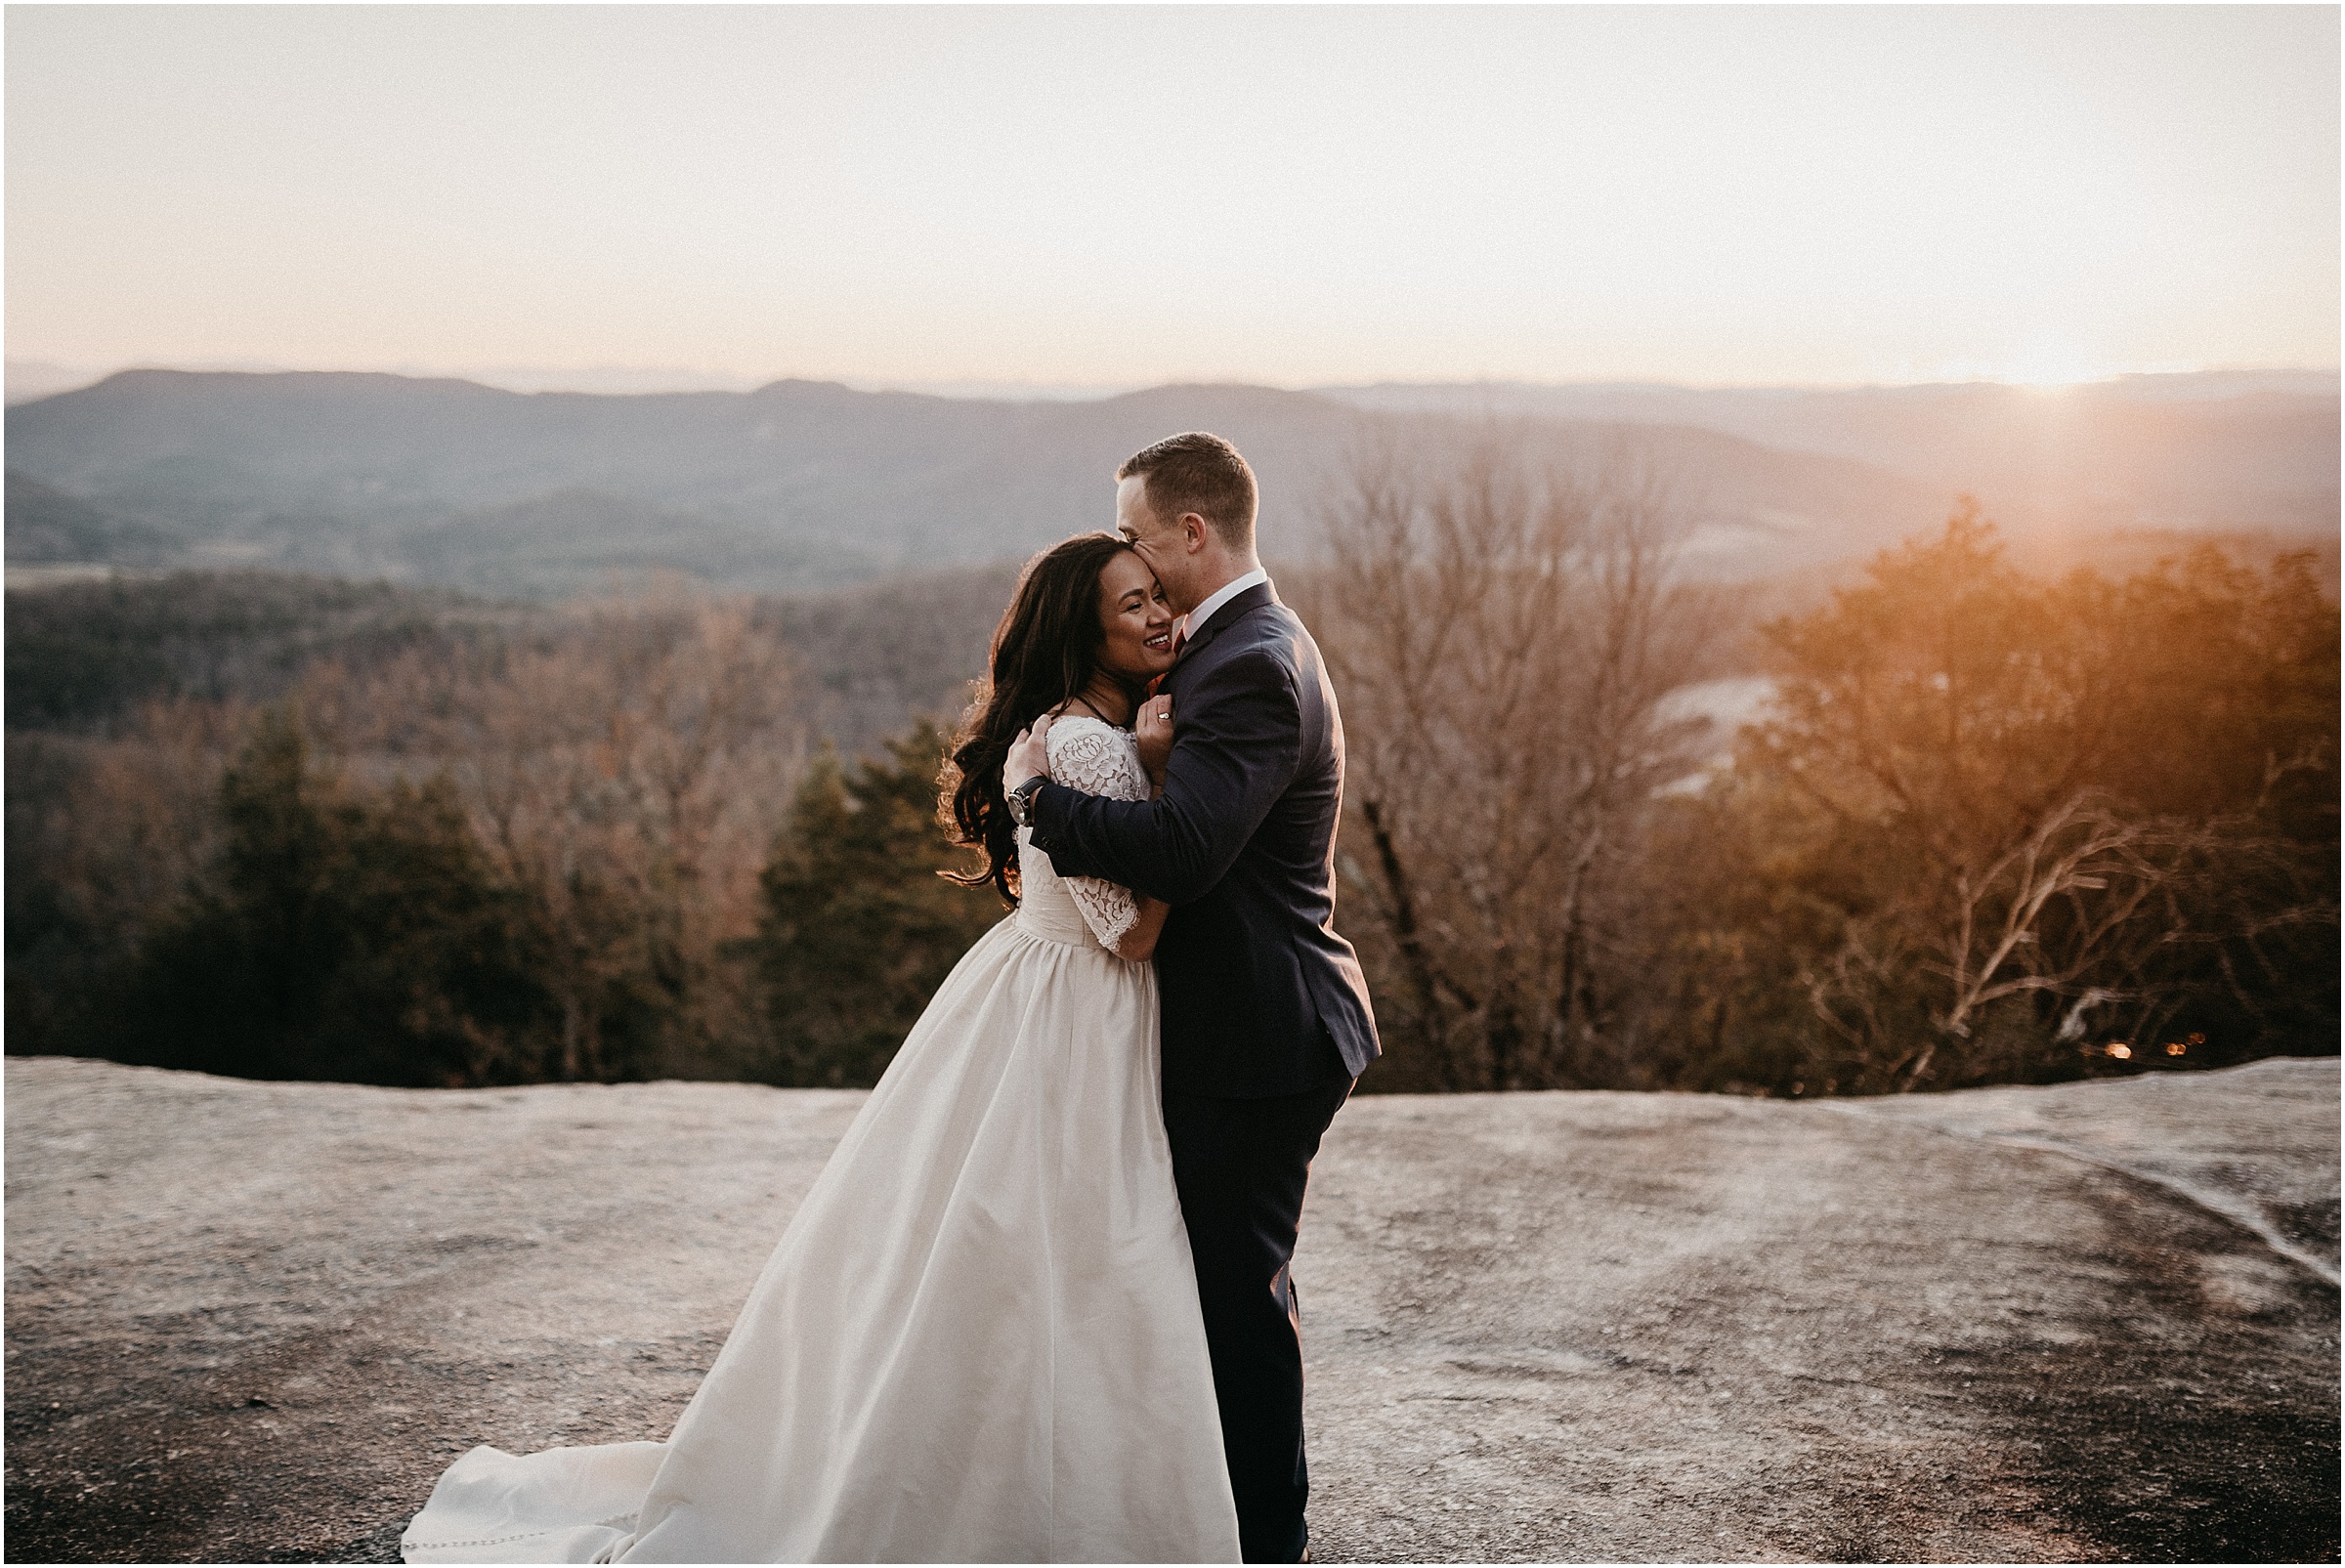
left=401, top=534, right=1242, bottom=1563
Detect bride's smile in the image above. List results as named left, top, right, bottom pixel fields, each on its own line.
left=1096, top=550, right=1177, bottom=683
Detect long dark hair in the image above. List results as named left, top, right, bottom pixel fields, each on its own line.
left=943, top=533, right=1145, bottom=905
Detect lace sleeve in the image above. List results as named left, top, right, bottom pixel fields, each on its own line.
left=1047, top=720, right=1152, bottom=954
left=1046, top=722, right=1152, bottom=803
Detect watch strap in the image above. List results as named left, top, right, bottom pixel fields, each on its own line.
left=1011, top=776, right=1046, bottom=826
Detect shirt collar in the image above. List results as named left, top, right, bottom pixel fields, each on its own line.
left=1184, top=567, right=1269, bottom=642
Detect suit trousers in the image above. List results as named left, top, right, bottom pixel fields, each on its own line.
left=1161, top=1074, right=1356, bottom=1564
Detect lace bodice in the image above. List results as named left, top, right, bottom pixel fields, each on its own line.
left=1018, top=716, right=1153, bottom=954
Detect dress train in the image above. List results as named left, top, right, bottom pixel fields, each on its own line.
left=400, top=718, right=1238, bottom=1563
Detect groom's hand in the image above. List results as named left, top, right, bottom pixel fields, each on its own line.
left=1004, top=713, right=1053, bottom=794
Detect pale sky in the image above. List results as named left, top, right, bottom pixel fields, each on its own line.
left=6, top=5, right=2338, bottom=390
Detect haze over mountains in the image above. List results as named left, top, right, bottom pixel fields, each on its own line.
left=6, top=368, right=2334, bottom=600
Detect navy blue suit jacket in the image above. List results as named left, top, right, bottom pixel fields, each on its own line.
left=1030, top=581, right=1380, bottom=1098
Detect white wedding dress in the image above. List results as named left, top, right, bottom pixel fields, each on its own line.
left=401, top=718, right=1241, bottom=1563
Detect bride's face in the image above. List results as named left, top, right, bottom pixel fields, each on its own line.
left=1094, top=550, right=1176, bottom=681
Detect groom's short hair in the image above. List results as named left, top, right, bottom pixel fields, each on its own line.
left=1118, top=432, right=1258, bottom=550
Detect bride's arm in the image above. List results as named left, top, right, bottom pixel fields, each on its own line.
left=1046, top=721, right=1171, bottom=961
left=1113, top=896, right=1171, bottom=963
left=1031, top=650, right=1300, bottom=905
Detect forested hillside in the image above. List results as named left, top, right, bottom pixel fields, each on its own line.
left=9, top=476, right=2334, bottom=1095
left=5, top=565, right=1014, bottom=755
left=6, top=383, right=2336, bottom=1095
left=6, top=567, right=1019, bottom=1088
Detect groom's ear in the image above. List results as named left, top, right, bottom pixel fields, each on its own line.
left=1180, top=512, right=1212, bottom=554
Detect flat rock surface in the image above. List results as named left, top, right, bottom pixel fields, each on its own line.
left=6, top=1056, right=2335, bottom=1563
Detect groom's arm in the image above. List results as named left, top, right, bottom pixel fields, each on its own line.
left=1029, top=650, right=1301, bottom=906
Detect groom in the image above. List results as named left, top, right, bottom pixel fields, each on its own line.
left=1004, top=432, right=1380, bottom=1563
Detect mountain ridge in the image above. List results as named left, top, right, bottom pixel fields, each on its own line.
left=8, top=369, right=2332, bottom=599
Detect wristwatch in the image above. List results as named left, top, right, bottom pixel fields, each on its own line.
left=1007, top=776, right=1046, bottom=828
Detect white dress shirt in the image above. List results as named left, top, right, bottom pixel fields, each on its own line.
left=1180, top=567, right=1270, bottom=648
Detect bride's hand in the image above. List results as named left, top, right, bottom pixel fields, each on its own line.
left=1004, top=714, right=1053, bottom=796
left=1135, top=697, right=1172, bottom=784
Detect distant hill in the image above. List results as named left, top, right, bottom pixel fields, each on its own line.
left=4, top=470, right=180, bottom=566
left=1323, top=371, right=2341, bottom=539
left=6, top=369, right=2332, bottom=599
left=5, top=374, right=1378, bottom=591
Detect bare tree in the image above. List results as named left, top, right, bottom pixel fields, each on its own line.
left=1304, top=421, right=1721, bottom=1088
left=1756, top=512, right=2339, bottom=1089
left=296, top=582, right=804, bottom=1080
left=5, top=696, right=254, bottom=1052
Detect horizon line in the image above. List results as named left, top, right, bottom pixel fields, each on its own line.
left=10, top=358, right=2340, bottom=408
